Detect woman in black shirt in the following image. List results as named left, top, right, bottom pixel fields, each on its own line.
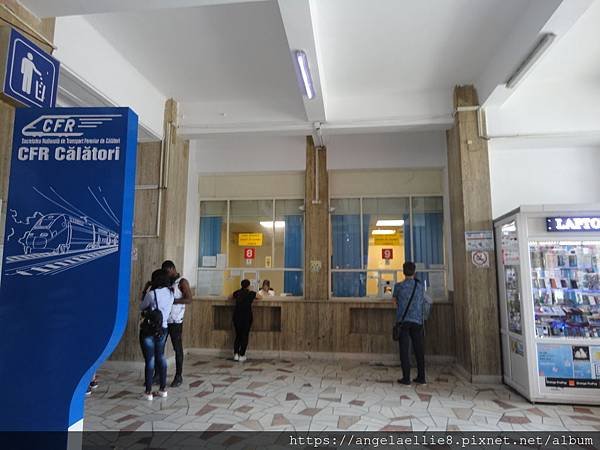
left=231, top=279, right=258, bottom=362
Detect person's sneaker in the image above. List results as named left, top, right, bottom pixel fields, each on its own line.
left=233, top=353, right=240, bottom=361
left=156, top=390, right=168, bottom=398
left=397, top=378, right=411, bottom=385
left=142, top=392, right=153, bottom=401
left=89, top=380, right=99, bottom=390
left=171, top=377, right=183, bottom=388
left=239, top=355, right=247, bottom=362
left=85, top=386, right=92, bottom=397
left=413, top=378, right=427, bottom=385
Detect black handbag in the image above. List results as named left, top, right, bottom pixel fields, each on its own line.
left=140, top=290, right=163, bottom=338
left=393, top=280, right=419, bottom=341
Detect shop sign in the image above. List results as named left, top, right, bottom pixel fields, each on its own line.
left=373, top=233, right=400, bottom=246
left=546, top=216, right=600, bottom=232
left=0, top=27, right=60, bottom=108
left=0, top=107, right=138, bottom=430
left=465, top=230, right=494, bottom=251
left=239, top=232, right=263, bottom=246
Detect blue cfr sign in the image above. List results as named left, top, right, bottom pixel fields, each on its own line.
left=3, top=28, right=59, bottom=108
left=0, top=107, right=137, bottom=432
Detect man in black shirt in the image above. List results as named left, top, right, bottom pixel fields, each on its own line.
left=230, top=279, right=258, bottom=362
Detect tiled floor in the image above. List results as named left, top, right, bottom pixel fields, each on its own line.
left=84, top=355, right=600, bottom=432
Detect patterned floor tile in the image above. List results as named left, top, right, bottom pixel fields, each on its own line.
left=83, top=355, right=600, bottom=432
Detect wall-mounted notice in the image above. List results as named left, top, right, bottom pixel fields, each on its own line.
left=373, top=233, right=400, bottom=246
left=0, top=107, right=138, bottom=431
left=202, top=255, right=217, bottom=267
left=465, top=230, right=494, bottom=251
left=471, top=250, right=490, bottom=268
left=238, top=232, right=263, bottom=246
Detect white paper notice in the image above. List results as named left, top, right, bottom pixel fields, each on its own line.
left=202, top=256, right=217, bottom=267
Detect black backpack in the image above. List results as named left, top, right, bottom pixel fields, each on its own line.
left=140, top=290, right=163, bottom=338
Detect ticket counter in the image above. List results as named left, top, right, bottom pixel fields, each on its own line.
left=182, top=297, right=455, bottom=359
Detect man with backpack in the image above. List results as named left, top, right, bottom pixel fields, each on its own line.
left=393, top=261, right=432, bottom=386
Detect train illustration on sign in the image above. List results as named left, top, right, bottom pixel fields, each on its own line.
left=21, top=213, right=118, bottom=255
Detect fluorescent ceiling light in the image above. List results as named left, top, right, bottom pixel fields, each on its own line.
left=294, top=50, right=315, bottom=100
left=260, top=221, right=285, bottom=229
left=372, top=229, right=396, bottom=235
left=376, top=219, right=405, bottom=227
left=506, top=33, right=556, bottom=89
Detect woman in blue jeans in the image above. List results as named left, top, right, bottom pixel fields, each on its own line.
left=139, top=269, right=174, bottom=400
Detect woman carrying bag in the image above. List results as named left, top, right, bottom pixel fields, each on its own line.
left=139, top=269, right=174, bottom=400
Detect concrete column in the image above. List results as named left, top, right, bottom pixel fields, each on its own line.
left=304, top=137, right=329, bottom=300
left=446, top=85, right=501, bottom=382
left=162, top=98, right=189, bottom=269
left=111, top=98, right=189, bottom=361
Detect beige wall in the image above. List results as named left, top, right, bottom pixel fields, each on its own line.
left=199, top=172, right=304, bottom=199
left=330, top=168, right=444, bottom=197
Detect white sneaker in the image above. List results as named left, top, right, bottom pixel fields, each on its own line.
left=143, top=392, right=153, bottom=401
left=234, top=353, right=240, bottom=361
left=156, top=390, right=168, bottom=398
left=239, top=355, right=247, bottom=362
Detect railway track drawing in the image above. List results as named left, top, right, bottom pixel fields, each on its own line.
left=4, top=186, right=120, bottom=277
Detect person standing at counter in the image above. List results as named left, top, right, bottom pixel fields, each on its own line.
left=393, top=261, right=429, bottom=386
left=230, top=279, right=260, bottom=362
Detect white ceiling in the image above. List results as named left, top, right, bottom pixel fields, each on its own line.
left=18, top=0, right=600, bottom=140
left=510, top=0, right=600, bottom=90
left=484, top=0, right=600, bottom=140
left=86, top=2, right=306, bottom=120
left=315, top=0, right=537, bottom=97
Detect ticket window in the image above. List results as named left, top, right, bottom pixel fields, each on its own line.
left=241, top=271, right=259, bottom=291
left=363, top=198, right=408, bottom=297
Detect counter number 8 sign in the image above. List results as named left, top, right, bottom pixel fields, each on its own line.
left=244, top=248, right=255, bottom=260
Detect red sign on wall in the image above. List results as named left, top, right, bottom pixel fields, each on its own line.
left=244, top=248, right=256, bottom=259
left=382, top=248, right=393, bottom=260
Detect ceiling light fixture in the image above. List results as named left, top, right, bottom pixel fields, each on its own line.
left=505, top=33, right=556, bottom=89
left=376, top=219, right=405, bottom=227
left=294, top=50, right=315, bottom=100
left=372, top=229, right=396, bottom=235
left=260, top=221, right=285, bottom=229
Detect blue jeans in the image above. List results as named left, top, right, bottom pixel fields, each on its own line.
left=140, top=329, right=168, bottom=392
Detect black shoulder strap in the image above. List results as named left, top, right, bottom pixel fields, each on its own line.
left=153, top=290, right=159, bottom=310
left=400, top=280, right=419, bottom=323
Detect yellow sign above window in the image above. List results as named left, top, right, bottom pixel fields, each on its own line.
left=373, top=233, right=400, bottom=246
left=238, top=233, right=263, bottom=247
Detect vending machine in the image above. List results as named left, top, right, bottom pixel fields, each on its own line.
left=494, top=204, right=600, bottom=404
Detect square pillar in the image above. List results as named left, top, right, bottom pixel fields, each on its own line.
left=304, top=137, right=329, bottom=300
left=446, top=85, right=501, bottom=382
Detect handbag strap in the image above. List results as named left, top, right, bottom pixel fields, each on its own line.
left=400, top=279, right=419, bottom=323
left=153, top=290, right=159, bottom=311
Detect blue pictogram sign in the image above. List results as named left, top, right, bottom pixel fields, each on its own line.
left=2, top=27, right=60, bottom=108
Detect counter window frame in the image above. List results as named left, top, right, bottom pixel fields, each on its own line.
left=329, top=194, right=448, bottom=302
